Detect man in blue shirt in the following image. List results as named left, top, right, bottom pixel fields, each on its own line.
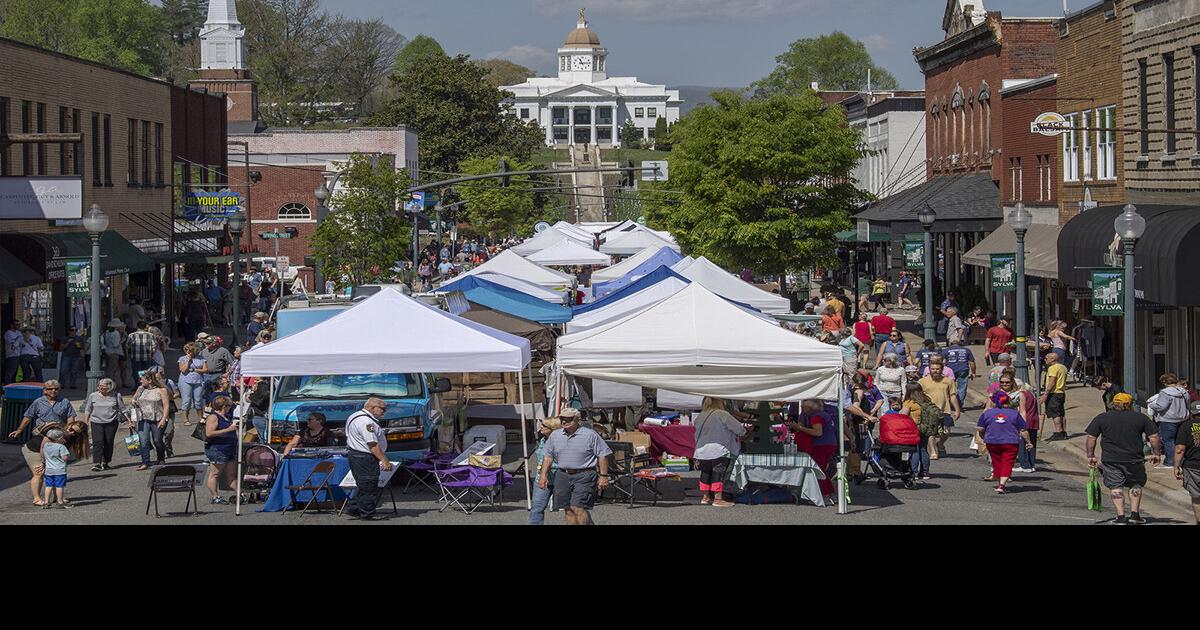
left=8, top=380, right=75, bottom=439
left=943, top=340, right=977, bottom=410
left=915, top=339, right=944, bottom=376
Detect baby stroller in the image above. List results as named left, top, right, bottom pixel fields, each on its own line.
left=240, top=444, right=282, bottom=504
left=868, top=412, right=921, bottom=490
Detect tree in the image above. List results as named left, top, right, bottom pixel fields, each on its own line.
left=160, top=0, right=206, bottom=46
left=619, top=120, right=642, bottom=149
left=753, top=31, right=899, bottom=96
left=653, top=117, right=671, bottom=151
left=331, top=19, right=406, bottom=117
left=310, top=154, right=412, bottom=287
left=645, top=91, right=867, bottom=278
left=392, top=34, right=446, bottom=77
left=372, top=53, right=545, bottom=178
left=0, top=0, right=169, bottom=76
left=473, top=58, right=536, bottom=89
left=457, top=155, right=536, bottom=238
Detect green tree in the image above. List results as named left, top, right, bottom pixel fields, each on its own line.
left=0, top=0, right=169, bottom=75
left=160, top=0, right=206, bottom=45
left=653, top=117, right=671, bottom=151
left=392, top=34, right=446, bottom=77
left=645, top=91, right=866, bottom=278
left=457, top=155, right=536, bottom=238
left=310, top=154, right=413, bottom=287
left=473, top=58, right=536, bottom=89
left=372, top=53, right=545, bottom=178
left=753, top=31, right=899, bottom=96
left=619, top=120, right=642, bottom=149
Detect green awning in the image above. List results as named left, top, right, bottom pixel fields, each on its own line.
left=836, top=228, right=890, bottom=242
left=903, top=233, right=926, bottom=242
left=48, top=231, right=157, bottom=280
left=0, top=246, right=43, bottom=289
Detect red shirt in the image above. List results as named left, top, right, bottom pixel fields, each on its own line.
left=986, top=325, right=1014, bottom=354
left=870, top=314, right=896, bottom=335
left=854, top=322, right=872, bottom=343
left=793, top=413, right=825, bottom=455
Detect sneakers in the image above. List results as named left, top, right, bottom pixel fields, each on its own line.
left=711, top=499, right=735, bottom=507
left=91, top=464, right=103, bottom=472
left=211, top=496, right=230, bottom=505
left=60, top=502, right=75, bottom=509
left=1111, top=514, right=1128, bottom=525
left=1128, top=512, right=1146, bottom=525
left=994, top=485, right=1007, bottom=494
left=1045, top=432, right=1068, bottom=442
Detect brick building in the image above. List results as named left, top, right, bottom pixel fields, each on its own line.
left=0, top=36, right=226, bottom=362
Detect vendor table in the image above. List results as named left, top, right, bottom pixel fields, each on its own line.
left=637, top=423, right=695, bottom=459
left=727, top=452, right=826, bottom=507
left=261, top=455, right=351, bottom=512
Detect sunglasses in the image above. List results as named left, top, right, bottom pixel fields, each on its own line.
left=44, top=387, right=59, bottom=391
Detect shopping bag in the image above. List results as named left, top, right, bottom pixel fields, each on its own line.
left=1086, top=467, right=1104, bottom=511
left=124, top=430, right=142, bottom=457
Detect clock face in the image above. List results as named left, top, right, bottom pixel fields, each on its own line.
left=571, top=55, right=593, bottom=71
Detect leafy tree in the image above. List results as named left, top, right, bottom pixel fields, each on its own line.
left=645, top=91, right=866, bottom=278
left=619, top=120, right=642, bottom=149
left=473, top=58, right=536, bottom=89
left=160, top=0, right=206, bottom=46
left=457, top=155, right=536, bottom=238
left=653, top=117, right=671, bottom=151
left=0, top=0, right=169, bottom=75
left=392, top=34, right=446, bottom=77
left=753, top=31, right=899, bottom=96
left=372, top=53, right=545, bottom=178
left=310, top=154, right=412, bottom=287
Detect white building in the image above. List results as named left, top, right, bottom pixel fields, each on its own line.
left=501, top=10, right=682, bottom=147
left=841, top=92, right=928, bottom=198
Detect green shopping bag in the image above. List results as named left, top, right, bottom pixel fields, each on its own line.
left=1086, top=467, right=1104, bottom=511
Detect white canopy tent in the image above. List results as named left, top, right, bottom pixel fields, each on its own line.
left=565, top=274, right=691, bottom=333
left=511, top=226, right=591, bottom=255
left=239, top=288, right=538, bottom=512
left=590, top=245, right=660, bottom=283
left=680, top=256, right=792, bottom=315
left=442, top=271, right=564, bottom=304
left=526, top=239, right=612, bottom=267
left=671, top=256, right=696, bottom=272
left=599, top=230, right=681, bottom=255
left=577, top=221, right=622, bottom=234
left=551, top=221, right=597, bottom=243
left=459, top=250, right=574, bottom=294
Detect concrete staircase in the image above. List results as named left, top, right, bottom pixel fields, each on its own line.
left=569, top=144, right=607, bottom=222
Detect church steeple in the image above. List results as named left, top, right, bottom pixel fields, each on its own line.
left=200, top=0, right=246, bottom=71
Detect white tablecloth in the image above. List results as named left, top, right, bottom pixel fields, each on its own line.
left=727, top=452, right=826, bottom=506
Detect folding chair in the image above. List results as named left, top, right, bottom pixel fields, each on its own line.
left=146, top=465, right=201, bottom=518
left=399, top=454, right=440, bottom=495
left=285, top=460, right=338, bottom=516
left=433, top=464, right=507, bottom=514
left=603, top=441, right=656, bottom=506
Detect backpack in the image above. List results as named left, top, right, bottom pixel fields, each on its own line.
left=917, top=399, right=945, bottom=437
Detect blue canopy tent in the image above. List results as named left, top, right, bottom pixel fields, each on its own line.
left=438, top=275, right=572, bottom=324
left=591, top=247, right=685, bottom=299
left=575, top=265, right=691, bottom=315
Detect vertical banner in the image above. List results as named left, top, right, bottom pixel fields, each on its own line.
left=65, top=258, right=92, bottom=298
left=904, top=242, right=925, bottom=270
left=1091, top=268, right=1124, bottom=316
left=990, top=253, right=1016, bottom=292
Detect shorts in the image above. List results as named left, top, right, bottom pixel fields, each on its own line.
left=23, top=447, right=41, bottom=468
left=1101, top=460, right=1147, bottom=489
left=1183, top=468, right=1200, bottom=499
left=553, top=469, right=598, bottom=510
left=44, top=474, right=67, bottom=488
left=1046, top=393, right=1066, bottom=417
left=205, top=446, right=235, bottom=464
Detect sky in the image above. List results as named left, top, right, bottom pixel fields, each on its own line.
left=320, top=0, right=1072, bottom=89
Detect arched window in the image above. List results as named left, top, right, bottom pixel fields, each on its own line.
left=979, top=81, right=992, bottom=160
left=277, top=202, right=312, bottom=221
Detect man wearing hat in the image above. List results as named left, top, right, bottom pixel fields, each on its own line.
left=246, top=312, right=267, bottom=343
left=1085, top=393, right=1163, bottom=524
left=1173, top=401, right=1200, bottom=525
left=988, top=353, right=1013, bottom=385
left=538, top=408, right=611, bottom=525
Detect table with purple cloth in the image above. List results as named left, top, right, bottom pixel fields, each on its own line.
left=637, top=423, right=695, bottom=459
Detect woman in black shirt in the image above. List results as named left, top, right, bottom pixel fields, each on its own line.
left=282, top=413, right=333, bottom=456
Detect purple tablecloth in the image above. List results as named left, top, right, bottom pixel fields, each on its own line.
left=638, top=423, right=695, bottom=459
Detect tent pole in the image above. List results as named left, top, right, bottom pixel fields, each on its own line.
left=518, top=369, right=531, bottom=509
left=837, top=390, right=846, bottom=515
left=266, top=377, right=275, bottom=446
left=527, top=364, right=537, bottom=422
left=236, top=380, right=246, bottom=517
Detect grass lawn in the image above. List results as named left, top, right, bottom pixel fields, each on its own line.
left=532, top=147, right=568, bottom=165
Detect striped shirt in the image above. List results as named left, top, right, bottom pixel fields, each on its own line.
left=23, top=396, right=76, bottom=427
left=544, top=426, right=612, bottom=470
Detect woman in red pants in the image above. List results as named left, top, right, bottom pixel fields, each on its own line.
left=974, top=391, right=1036, bottom=494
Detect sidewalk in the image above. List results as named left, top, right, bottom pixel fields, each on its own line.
left=891, top=316, right=1193, bottom=510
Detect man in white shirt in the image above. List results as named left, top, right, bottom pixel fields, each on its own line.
left=19, top=326, right=45, bottom=383
left=3, top=321, right=23, bottom=384
left=344, top=397, right=394, bottom=520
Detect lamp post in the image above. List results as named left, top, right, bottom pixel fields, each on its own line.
left=82, top=204, right=108, bottom=394
left=1114, top=204, right=1146, bottom=399
left=918, top=204, right=937, bottom=342
left=314, top=179, right=335, bottom=293
left=1008, top=202, right=1033, bottom=384
left=228, top=208, right=246, bottom=347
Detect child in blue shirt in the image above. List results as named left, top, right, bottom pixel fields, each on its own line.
left=41, top=429, right=73, bottom=509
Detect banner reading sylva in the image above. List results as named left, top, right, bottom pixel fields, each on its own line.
left=1092, top=268, right=1124, bottom=316
left=990, top=253, right=1016, bottom=292
left=904, top=242, right=925, bottom=270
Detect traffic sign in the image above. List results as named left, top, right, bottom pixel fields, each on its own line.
left=642, top=160, right=668, bottom=182
left=258, top=231, right=295, bottom=239
left=277, top=256, right=290, bottom=274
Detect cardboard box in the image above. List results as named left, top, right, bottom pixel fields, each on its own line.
left=615, top=430, right=652, bottom=452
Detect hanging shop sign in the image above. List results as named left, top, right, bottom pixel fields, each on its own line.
left=990, top=253, right=1016, bottom=292
left=1091, top=268, right=1124, bottom=316
left=65, top=258, right=92, bottom=298
left=904, top=242, right=925, bottom=270
left=182, top=191, right=242, bottom=222
left=1030, top=112, right=1072, bottom=137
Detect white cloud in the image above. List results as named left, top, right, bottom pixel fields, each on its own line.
left=484, top=44, right=557, bottom=72
left=531, top=0, right=822, bottom=23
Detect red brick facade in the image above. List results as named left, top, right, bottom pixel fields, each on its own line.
left=245, top=164, right=324, bottom=290
left=999, top=76, right=1059, bottom=222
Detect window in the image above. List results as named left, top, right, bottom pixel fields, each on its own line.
left=647, top=107, right=657, bottom=118
left=1037, top=155, right=1052, bottom=201
left=597, top=56, right=605, bottom=72
left=647, top=127, right=656, bottom=139
left=36, top=103, right=45, bottom=175
left=1195, top=47, right=1200, bottom=154
left=59, top=106, right=69, bottom=175
left=597, top=126, right=612, bottom=142
left=1063, top=113, right=1079, bottom=182
left=141, top=120, right=150, bottom=186
left=91, top=113, right=101, bottom=186
left=103, top=114, right=112, bottom=186
left=1138, top=59, right=1149, bottom=155
left=1009, top=157, right=1022, bottom=200
left=553, top=126, right=569, bottom=142
left=154, top=123, right=163, bottom=186
left=551, top=107, right=567, bottom=125
left=1164, top=53, right=1176, bottom=154
left=127, top=119, right=137, bottom=185
left=21, top=101, right=30, bottom=176
left=519, top=108, right=529, bottom=119
left=573, top=107, right=590, bottom=125
left=1096, top=106, right=1117, bottom=179
left=0, top=98, right=8, bottom=176
left=597, top=106, right=613, bottom=125
left=560, top=56, right=567, bottom=72
left=634, top=107, right=644, bottom=118
left=1080, top=109, right=1092, bottom=180
left=277, top=202, right=312, bottom=221
left=72, top=109, right=81, bottom=176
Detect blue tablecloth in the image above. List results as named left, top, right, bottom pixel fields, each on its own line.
left=261, top=456, right=351, bottom=512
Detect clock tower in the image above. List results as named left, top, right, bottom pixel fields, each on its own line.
left=557, top=8, right=608, bottom=83
left=190, top=0, right=260, bottom=129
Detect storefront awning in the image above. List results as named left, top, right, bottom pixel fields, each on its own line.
left=1058, top=204, right=1200, bottom=306
left=0, top=246, right=43, bottom=289
left=962, top=224, right=1061, bottom=279
left=52, top=231, right=157, bottom=279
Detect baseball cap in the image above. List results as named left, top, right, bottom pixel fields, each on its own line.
left=997, top=353, right=1012, bottom=362
left=559, top=408, right=581, bottom=420
left=196, top=332, right=212, bottom=342
left=1113, top=392, right=1134, bottom=405
left=1191, top=401, right=1200, bottom=415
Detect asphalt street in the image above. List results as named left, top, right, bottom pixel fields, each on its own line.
left=1, top=405, right=1192, bottom=525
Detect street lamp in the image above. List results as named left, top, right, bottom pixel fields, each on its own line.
left=1115, top=204, right=1146, bottom=399
left=1008, top=202, right=1033, bottom=383
left=918, top=204, right=937, bottom=342
left=82, top=204, right=108, bottom=394
left=228, top=208, right=246, bottom=347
